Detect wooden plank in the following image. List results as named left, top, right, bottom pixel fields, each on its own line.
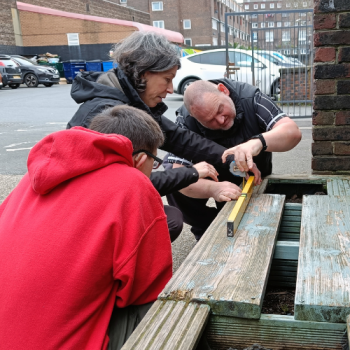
left=284, top=203, right=302, bottom=210
left=160, top=194, right=285, bottom=319
left=295, top=195, right=350, bottom=323
left=206, top=314, right=346, bottom=350
left=282, top=215, right=302, bottom=222
left=121, top=300, right=210, bottom=350
left=327, top=178, right=350, bottom=196
left=227, top=176, right=254, bottom=237
left=273, top=241, right=299, bottom=260
left=283, top=209, right=302, bottom=216
left=252, top=178, right=268, bottom=195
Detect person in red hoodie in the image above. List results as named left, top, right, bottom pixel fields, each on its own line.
left=0, top=105, right=172, bottom=350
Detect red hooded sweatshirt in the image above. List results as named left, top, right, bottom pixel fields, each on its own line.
left=0, top=127, right=172, bottom=350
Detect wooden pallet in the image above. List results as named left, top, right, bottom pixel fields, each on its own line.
left=125, top=175, right=350, bottom=350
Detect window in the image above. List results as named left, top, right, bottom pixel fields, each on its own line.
left=282, top=12, right=288, bottom=17
left=270, top=3, right=275, bottom=8
left=299, top=29, right=306, bottom=40
left=200, top=52, right=226, bottom=65
left=253, top=32, right=258, bottom=42
left=212, top=19, right=218, bottom=30
left=221, top=40, right=225, bottom=45
left=231, top=52, right=264, bottom=68
left=277, top=21, right=282, bottom=27
left=151, top=2, right=163, bottom=11
left=277, top=3, right=282, bottom=8
left=282, top=30, right=291, bottom=41
left=254, top=4, right=258, bottom=9
left=300, top=12, right=306, bottom=16
left=252, top=14, right=258, bottom=18
left=268, top=22, right=274, bottom=27
left=221, top=23, right=225, bottom=32
left=67, top=33, right=79, bottom=46
left=245, top=4, right=249, bottom=9
left=294, top=2, right=298, bottom=6
left=303, top=1, right=307, bottom=6
left=229, top=27, right=234, bottom=35
left=265, top=31, right=274, bottom=42
left=153, top=20, right=164, bottom=28
left=120, top=0, right=127, bottom=3
left=184, top=38, right=192, bottom=46
left=283, top=49, right=291, bottom=55
left=261, top=3, right=265, bottom=8
left=286, top=2, right=291, bottom=7
left=284, top=21, right=291, bottom=26
left=252, top=23, right=258, bottom=28
left=183, top=19, right=191, bottom=29
left=213, top=37, right=218, bottom=45
left=261, top=22, right=266, bottom=28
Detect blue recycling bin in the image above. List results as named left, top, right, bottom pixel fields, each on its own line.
left=86, top=60, right=102, bottom=72
left=102, top=61, right=118, bottom=71
left=63, top=60, right=86, bottom=84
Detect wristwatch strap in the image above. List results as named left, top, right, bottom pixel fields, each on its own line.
left=251, top=134, right=267, bottom=152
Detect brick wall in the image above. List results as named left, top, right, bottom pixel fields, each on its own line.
left=19, top=11, right=136, bottom=46
left=312, top=0, right=350, bottom=174
left=280, top=67, right=312, bottom=100
left=0, top=0, right=149, bottom=47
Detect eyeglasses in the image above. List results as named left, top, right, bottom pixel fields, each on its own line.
left=132, top=149, right=163, bottom=170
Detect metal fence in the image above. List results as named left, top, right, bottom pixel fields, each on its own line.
left=225, top=9, right=313, bottom=118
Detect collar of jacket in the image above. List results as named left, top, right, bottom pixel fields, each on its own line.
left=192, top=79, right=244, bottom=141
left=114, top=68, right=168, bottom=123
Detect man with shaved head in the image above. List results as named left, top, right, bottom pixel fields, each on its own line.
left=165, top=79, right=301, bottom=241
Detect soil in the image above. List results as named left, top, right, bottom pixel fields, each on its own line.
left=285, top=191, right=327, bottom=203
left=261, top=287, right=295, bottom=316
left=228, top=344, right=272, bottom=350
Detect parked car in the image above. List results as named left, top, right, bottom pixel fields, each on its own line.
left=255, top=51, right=304, bottom=68
left=0, top=55, right=23, bottom=89
left=0, top=72, right=3, bottom=89
left=172, top=49, right=280, bottom=97
left=10, top=55, right=60, bottom=87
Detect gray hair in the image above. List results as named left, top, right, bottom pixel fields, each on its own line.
left=89, top=105, right=165, bottom=152
left=112, top=31, right=181, bottom=93
left=184, top=80, right=220, bottom=114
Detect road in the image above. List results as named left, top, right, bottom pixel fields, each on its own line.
left=0, top=83, right=312, bottom=175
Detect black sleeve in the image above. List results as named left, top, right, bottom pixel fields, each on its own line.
left=159, top=116, right=234, bottom=170
left=150, top=167, right=199, bottom=197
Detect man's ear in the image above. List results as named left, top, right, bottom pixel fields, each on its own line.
left=133, top=153, right=148, bottom=170
left=217, top=83, right=230, bottom=96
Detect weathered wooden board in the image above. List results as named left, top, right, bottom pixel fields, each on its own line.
left=347, top=314, right=350, bottom=346
left=252, top=178, right=269, bottom=195
left=327, top=178, right=350, bottom=196
left=121, top=300, right=210, bottom=350
left=159, top=194, right=285, bottom=319
left=205, top=314, right=347, bottom=350
left=295, top=195, right=350, bottom=323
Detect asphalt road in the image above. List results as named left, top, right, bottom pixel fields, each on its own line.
left=0, top=83, right=312, bottom=175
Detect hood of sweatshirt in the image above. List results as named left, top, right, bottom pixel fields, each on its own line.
left=27, top=127, right=133, bottom=195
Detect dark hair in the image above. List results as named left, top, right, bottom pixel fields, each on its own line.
left=89, top=105, right=164, bottom=152
left=112, top=31, right=181, bottom=93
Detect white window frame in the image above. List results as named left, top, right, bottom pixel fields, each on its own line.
left=294, top=2, right=298, bottom=6
left=153, top=20, right=164, bottom=28
left=151, top=1, right=163, bottom=11
left=67, top=33, right=79, bottom=46
left=252, top=23, right=258, bottom=28
left=282, top=30, right=291, bottom=41
left=261, top=22, right=266, bottom=28
left=299, top=29, right=307, bottom=41
left=183, top=19, right=191, bottom=29
left=303, top=1, right=307, bottom=6
left=286, top=2, right=291, bottom=7
left=277, top=3, right=282, bottom=8
left=120, top=0, right=127, bottom=3
left=265, top=31, right=274, bottom=42
left=184, top=38, right=192, bottom=46
left=213, top=37, right=218, bottom=45
left=253, top=32, right=258, bottom=42
left=245, top=4, right=249, bottom=9
left=221, top=22, right=225, bottom=32
left=212, top=19, right=218, bottom=30
left=268, top=22, right=274, bottom=27
left=261, top=4, right=265, bottom=9
left=284, top=21, right=291, bottom=26
left=277, top=21, right=282, bottom=27
left=270, top=3, right=275, bottom=8
left=254, top=4, right=258, bottom=9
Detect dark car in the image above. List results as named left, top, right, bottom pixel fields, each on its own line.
left=0, top=72, right=3, bottom=89
left=10, top=55, right=60, bottom=88
left=0, top=55, right=23, bottom=89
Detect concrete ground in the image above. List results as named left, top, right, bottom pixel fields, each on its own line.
left=0, top=83, right=312, bottom=272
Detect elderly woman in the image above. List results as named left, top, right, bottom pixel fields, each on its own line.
left=67, top=32, right=245, bottom=240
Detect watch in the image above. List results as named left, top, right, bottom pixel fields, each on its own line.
left=250, top=134, right=267, bottom=152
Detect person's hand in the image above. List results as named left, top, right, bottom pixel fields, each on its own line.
left=221, top=139, right=263, bottom=172
left=193, top=162, right=219, bottom=182
left=210, top=181, right=242, bottom=202
left=248, top=163, right=262, bottom=186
